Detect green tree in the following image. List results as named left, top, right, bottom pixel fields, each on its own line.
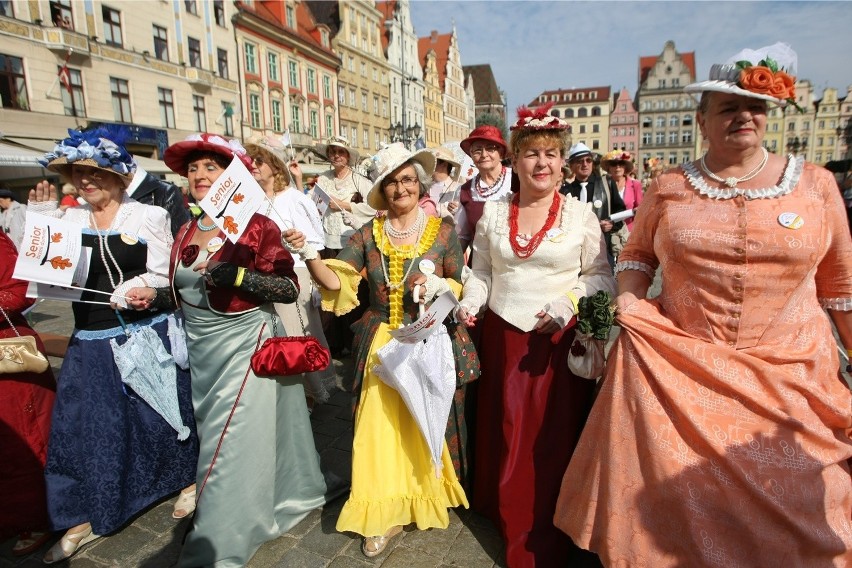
left=475, top=112, right=507, bottom=141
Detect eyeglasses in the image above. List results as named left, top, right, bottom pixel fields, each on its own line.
left=572, top=158, right=594, bottom=165
left=252, top=156, right=265, bottom=165
left=383, top=176, right=418, bottom=191
left=327, top=147, right=349, bottom=156
left=470, top=145, right=501, bottom=157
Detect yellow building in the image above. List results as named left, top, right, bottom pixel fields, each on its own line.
left=418, top=37, right=444, bottom=147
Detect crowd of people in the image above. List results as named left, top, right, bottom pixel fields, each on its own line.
left=0, top=42, right=850, bottom=568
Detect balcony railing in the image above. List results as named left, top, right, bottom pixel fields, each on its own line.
left=41, top=27, right=91, bottom=56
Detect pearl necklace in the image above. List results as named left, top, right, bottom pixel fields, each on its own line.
left=383, top=208, right=425, bottom=239
left=379, top=216, right=427, bottom=292
left=197, top=216, right=218, bottom=231
left=473, top=166, right=506, bottom=199
left=89, top=206, right=125, bottom=289
left=700, top=148, right=768, bottom=189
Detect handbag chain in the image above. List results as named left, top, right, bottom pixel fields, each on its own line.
left=0, top=305, right=22, bottom=337
left=271, top=301, right=309, bottom=337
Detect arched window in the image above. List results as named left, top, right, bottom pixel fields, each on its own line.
left=578, top=108, right=588, bottom=118
left=564, top=108, right=574, bottom=118
left=551, top=109, right=560, bottom=118
left=591, top=106, right=601, bottom=117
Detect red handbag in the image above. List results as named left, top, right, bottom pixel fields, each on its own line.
left=250, top=305, right=330, bottom=377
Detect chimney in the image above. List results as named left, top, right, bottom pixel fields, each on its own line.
left=430, top=30, right=438, bottom=43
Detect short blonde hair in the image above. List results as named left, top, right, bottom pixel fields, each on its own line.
left=509, top=129, right=569, bottom=158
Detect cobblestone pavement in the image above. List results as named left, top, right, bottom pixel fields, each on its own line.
left=0, top=300, right=506, bottom=568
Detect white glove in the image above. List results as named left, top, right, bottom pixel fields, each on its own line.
left=341, top=210, right=356, bottom=227
left=420, top=273, right=451, bottom=304
left=282, top=238, right=319, bottom=261
left=541, top=294, right=577, bottom=329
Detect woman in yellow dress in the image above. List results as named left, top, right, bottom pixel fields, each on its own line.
left=283, top=143, right=478, bottom=558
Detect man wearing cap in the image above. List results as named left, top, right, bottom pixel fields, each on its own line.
left=428, top=146, right=463, bottom=222
left=0, top=188, right=26, bottom=250
left=562, top=143, right=626, bottom=265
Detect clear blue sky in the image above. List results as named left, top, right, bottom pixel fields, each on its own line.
left=410, top=0, right=852, bottom=116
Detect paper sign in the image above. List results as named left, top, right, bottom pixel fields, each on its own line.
left=13, top=212, right=83, bottom=286
left=389, top=291, right=459, bottom=344
left=311, top=182, right=331, bottom=216
left=439, top=189, right=460, bottom=204
left=609, top=209, right=635, bottom=223
left=26, top=247, right=92, bottom=302
left=198, top=155, right=265, bottom=243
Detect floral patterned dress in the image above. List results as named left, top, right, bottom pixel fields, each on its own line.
left=320, top=216, right=479, bottom=537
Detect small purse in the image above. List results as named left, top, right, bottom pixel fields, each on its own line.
left=250, top=304, right=330, bottom=377
left=0, top=306, right=50, bottom=375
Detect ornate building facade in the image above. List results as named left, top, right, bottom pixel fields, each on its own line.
left=530, top=87, right=611, bottom=153
left=609, top=87, right=639, bottom=154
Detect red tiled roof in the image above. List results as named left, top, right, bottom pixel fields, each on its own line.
left=236, top=0, right=337, bottom=63
left=528, top=86, right=611, bottom=107
left=419, top=30, right=451, bottom=90
left=463, top=64, right=501, bottom=105
left=376, top=0, right=395, bottom=55
left=638, top=50, right=695, bottom=86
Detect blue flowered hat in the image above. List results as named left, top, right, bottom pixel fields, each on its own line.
left=39, top=127, right=137, bottom=187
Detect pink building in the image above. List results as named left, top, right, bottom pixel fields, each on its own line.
left=609, top=87, right=639, bottom=154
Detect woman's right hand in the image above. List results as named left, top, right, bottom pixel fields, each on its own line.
left=282, top=228, right=305, bottom=250
left=614, top=291, right=640, bottom=315
left=455, top=306, right=477, bottom=328
left=29, top=181, right=57, bottom=203
left=126, top=287, right=156, bottom=310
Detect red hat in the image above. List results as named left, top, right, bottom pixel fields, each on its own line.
left=460, top=125, right=508, bottom=157
left=164, top=133, right=254, bottom=177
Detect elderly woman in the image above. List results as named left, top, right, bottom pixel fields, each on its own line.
left=555, top=43, right=852, bottom=566
left=601, top=150, right=642, bottom=231
left=457, top=125, right=513, bottom=253
left=456, top=105, right=615, bottom=567
left=428, top=146, right=463, bottom=222
left=284, top=143, right=478, bottom=558
left=244, top=135, right=335, bottom=406
left=127, top=134, right=330, bottom=567
left=27, top=128, right=198, bottom=563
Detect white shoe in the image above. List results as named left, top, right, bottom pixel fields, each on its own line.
left=43, top=525, right=100, bottom=564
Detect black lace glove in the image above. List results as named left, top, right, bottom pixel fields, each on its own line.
left=207, top=261, right=239, bottom=288
left=240, top=271, right=299, bottom=304
left=149, top=287, right=177, bottom=311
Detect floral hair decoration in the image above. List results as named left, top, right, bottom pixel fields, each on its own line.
left=40, top=126, right=137, bottom=184
left=510, top=102, right=570, bottom=131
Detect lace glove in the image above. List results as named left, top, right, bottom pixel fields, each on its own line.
left=420, top=273, right=451, bottom=304
left=149, top=287, right=177, bottom=311
left=239, top=271, right=299, bottom=304
left=542, top=293, right=579, bottom=330
left=207, top=261, right=239, bottom=288
left=282, top=238, right=319, bottom=261
left=341, top=210, right=356, bottom=227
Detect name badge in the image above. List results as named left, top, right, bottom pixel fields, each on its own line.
left=546, top=228, right=565, bottom=242
left=418, top=259, right=435, bottom=275
left=206, top=236, right=224, bottom=253
left=778, top=212, right=804, bottom=230
left=120, top=233, right=138, bottom=245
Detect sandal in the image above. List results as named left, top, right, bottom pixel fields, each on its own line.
left=361, top=525, right=402, bottom=558
left=43, top=524, right=100, bottom=564
left=172, top=486, right=197, bottom=519
left=12, top=531, right=52, bottom=556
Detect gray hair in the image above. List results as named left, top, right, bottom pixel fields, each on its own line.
left=382, top=159, right=432, bottom=198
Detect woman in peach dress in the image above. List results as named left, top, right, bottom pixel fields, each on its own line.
left=555, top=43, right=852, bottom=567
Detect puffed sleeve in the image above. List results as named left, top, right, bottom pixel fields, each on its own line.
left=459, top=201, right=494, bottom=315
left=348, top=174, right=377, bottom=228
left=110, top=204, right=172, bottom=307
left=815, top=168, right=852, bottom=309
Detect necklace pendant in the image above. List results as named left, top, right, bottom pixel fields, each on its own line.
left=724, top=177, right=738, bottom=188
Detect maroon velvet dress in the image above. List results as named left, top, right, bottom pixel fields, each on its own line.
left=0, top=232, right=56, bottom=539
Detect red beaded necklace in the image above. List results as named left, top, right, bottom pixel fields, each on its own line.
left=508, top=191, right=561, bottom=259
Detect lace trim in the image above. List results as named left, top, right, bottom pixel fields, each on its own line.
left=373, top=216, right=441, bottom=328
left=614, top=261, right=655, bottom=279
left=820, top=297, right=852, bottom=311
left=682, top=155, right=804, bottom=200
left=74, top=312, right=170, bottom=340
left=319, top=259, right=362, bottom=316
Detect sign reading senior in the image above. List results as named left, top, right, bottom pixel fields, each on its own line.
left=389, top=291, right=459, bottom=344
left=13, top=212, right=83, bottom=287
left=198, top=155, right=265, bottom=243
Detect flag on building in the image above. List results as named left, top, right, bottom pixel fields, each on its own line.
left=58, top=64, right=72, bottom=96
left=223, top=103, right=234, bottom=117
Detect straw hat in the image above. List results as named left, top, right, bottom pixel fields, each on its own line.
left=366, top=143, right=436, bottom=210
left=430, top=146, right=462, bottom=181
left=601, top=150, right=635, bottom=175
left=684, top=42, right=798, bottom=107
left=39, top=127, right=137, bottom=187
left=163, top=133, right=253, bottom=177
left=316, top=135, right=360, bottom=167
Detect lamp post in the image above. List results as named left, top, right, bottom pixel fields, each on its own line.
left=387, top=7, right=420, bottom=149
left=389, top=121, right=421, bottom=147
left=786, top=136, right=808, bottom=156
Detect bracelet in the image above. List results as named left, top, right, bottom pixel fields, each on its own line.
left=564, top=291, right=580, bottom=315
left=150, top=287, right=158, bottom=301
left=234, top=267, right=246, bottom=287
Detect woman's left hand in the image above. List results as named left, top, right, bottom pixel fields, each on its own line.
left=600, top=219, right=613, bottom=233
left=195, top=259, right=238, bottom=287
left=533, top=310, right=562, bottom=334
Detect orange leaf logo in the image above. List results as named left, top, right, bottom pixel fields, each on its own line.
left=223, top=216, right=239, bottom=235
left=51, top=233, right=63, bottom=243
left=50, top=256, right=73, bottom=270
left=232, top=193, right=244, bottom=204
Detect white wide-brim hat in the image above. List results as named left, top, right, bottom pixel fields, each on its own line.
left=367, top=143, right=436, bottom=210
left=431, top=146, right=462, bottom=181
left=684, top=42, right=798, bottom=107
left=316, top=135, right=360, bottom=167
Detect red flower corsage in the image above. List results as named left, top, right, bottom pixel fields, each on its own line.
left=180, top=244, right=200, bottom=267
left=570, top=340, right=587, bottom=357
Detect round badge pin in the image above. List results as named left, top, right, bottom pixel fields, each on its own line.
left=778, top=212, right=804, bottom=230
left=120, top=233, right=138, bottom=245
left=206, top=236, right=224, bottom=253
left=593, top=199, right=603, bottom=209
left=418, top=259, right=435, bottom=275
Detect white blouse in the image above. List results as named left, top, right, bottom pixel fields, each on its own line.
left=265, top=188, right=325, bottom=268
left=461, top=194, right=616, bottom=332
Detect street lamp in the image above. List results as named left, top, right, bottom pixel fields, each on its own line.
left=786, top=136, right=808, bottom=156
left=389, top=121, right=421, bottom=147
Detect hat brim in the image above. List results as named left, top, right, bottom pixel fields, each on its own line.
left=317, top=143, right=360, bottom=167
left=368, top=150, right=437, bottom=210
left=568, top=151, right=593, bottom=163
left=164, top=139, right=253, bottom=176
left=460, top=136, right=508, bottom=157
left=601, top=159, right=634, bottom=175
left=684, top=81, right=786, bottom=107
left=46, top=157, right=134, bottom=187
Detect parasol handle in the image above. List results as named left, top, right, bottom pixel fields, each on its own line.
left=412, top=284, right=425, bottom=318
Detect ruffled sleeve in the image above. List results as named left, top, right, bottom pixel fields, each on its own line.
left=319, top=259, right=363, bottom=316
left=111, top=204, right=172, bottom=306
left=814, top=167, right=852, bottom=309
left=460, top=200, right=495, bottom=315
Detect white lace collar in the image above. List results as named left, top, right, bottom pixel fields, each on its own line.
left=682, top=154, right=803, bottom=200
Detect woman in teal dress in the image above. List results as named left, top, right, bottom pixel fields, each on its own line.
left=128, top=133, right=330, bottom=567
